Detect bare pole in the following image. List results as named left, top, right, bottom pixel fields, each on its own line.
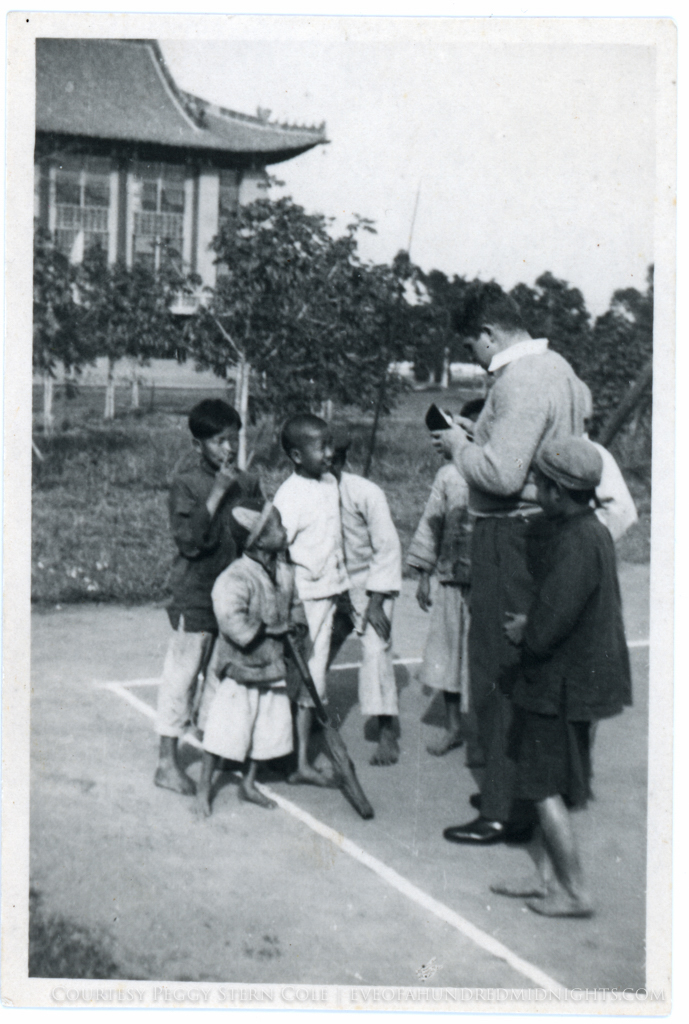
left=363, top=182, right=421, bottom=478
left=407, top=182, right=421, bottom=260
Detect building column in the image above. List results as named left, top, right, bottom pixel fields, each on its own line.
left=195, top=169, right=220, bottom=288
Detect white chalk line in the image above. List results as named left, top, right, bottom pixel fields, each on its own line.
left=98, top=677, right=564, bottom=994
left=94, top=658, right=425, bottom=692
left=95, top=641, right=649, bottom=694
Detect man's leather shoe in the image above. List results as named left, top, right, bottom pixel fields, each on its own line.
left=443, top=817, right=506, bottom=844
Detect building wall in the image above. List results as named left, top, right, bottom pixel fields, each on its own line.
left=34, top=150, right=257, bottom=291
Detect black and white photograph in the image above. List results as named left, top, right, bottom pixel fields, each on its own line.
left=2, top=10, right=676, bottom=1014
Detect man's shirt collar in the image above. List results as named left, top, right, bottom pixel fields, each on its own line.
left=488, top=337, right=549, bottom=374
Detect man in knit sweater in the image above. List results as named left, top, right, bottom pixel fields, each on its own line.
left=442, top=284, right=592, bottom=845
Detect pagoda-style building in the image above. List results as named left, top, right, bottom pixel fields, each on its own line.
left=34, top=38, right=327, bottom=293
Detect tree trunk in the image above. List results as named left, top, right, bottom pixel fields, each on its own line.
left=236, top=354, right=250, bottom=471
left=364, top=370, right=387, bottom=478
left=43, top=373, right=54, bottom=435
left=440, top=349, right=451, bottom=389
left=131, top=375, right=140, bottom=410
left=597, top=359, right=653, bottom=448
left=104, top=359, right=116, bottom=420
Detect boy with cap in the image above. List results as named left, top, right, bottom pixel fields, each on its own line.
left=155, top=398, right=263, bottom=796
left=195, top=502, right=308, bottom=816
left=329, top=428, right=403, bottom=765
left=273, top=414, right=349, bottom=785
left=498, top=436, right=632, bottom=918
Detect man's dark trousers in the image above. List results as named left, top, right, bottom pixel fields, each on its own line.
left=468, top=514, right=541, bottom=823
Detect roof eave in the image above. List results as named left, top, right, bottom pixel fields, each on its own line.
left=35, top=130, right=327, bottom=167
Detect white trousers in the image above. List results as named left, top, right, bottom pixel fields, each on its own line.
left=350, top=588, right=398, bottom=717
left=297, top=597, right=337, bottom=708
left=203, top=677, right=293, bottom=763
left=155, top=616, right=218, bottom=738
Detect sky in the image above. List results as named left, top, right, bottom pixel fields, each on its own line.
left=161, top=31, right=656, bottom=317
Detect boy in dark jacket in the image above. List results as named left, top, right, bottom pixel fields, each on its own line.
left=154, top=399, right=263, bottom=796
left=500, top=436, right=632, bottom=918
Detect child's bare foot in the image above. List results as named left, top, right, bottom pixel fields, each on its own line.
left=426, top=730, right=464, bottom=757
left=288, top=765, right=332, bottom=787
left=239, top=782, right=277, bottom=809
left=193, top=793, right=212, bottom=818
left=370, top=729, right=399, bottom=766
left=526, top=892, right=594, bottom=918
left=490, top=876, right=551, bottom=899
left=154, top=763, right=196, bottom=796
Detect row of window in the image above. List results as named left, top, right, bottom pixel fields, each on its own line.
left=37, top=157, right=241, bottom=271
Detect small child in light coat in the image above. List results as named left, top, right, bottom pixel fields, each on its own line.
left=407, top=399, right=483, bottom=757
left=195, top=503, right=307, bottom=816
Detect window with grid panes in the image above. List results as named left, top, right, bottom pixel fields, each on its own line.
left=132, top=162, right=186, bottom=270
left=54, top=156, right=111, bottom=257
left=215, top=169, right=240, bottom=276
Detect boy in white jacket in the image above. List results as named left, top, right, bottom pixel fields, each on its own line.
left=273, top=414, right=349, bottom=785
left=330, top=429, right=403, bottom=766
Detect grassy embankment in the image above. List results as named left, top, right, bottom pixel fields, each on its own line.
left=32, top=385, right=650, bottom=606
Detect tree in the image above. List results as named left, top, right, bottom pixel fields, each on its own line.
left=185, top=195, right=413, bottom=465
left=76, top=248, right=188, bottom=419
left=33, top=230, right=89, bottom=433
left=510, top=271, right=593, bottom=381
left=410, top=270, right=471, bottom=385
left=588, top=265, right=653, bottom=438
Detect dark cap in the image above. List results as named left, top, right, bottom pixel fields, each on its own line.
left=536, top=437, right=603, bottom=491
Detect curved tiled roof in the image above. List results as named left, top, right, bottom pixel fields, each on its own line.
left=36, top=38, right=327, bottom=162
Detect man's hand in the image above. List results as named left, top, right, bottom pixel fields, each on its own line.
left=454, top=415, right=476, bottom=440
left=365, top=592, right=392, bottom=642
left=440, top=421, right=470, bottom=460
left=415, top=573, right=432, bottom=612
left=504, top=612, right=528, bottom=646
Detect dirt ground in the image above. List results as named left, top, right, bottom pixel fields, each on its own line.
left=30, top=563, right=649, bottom=989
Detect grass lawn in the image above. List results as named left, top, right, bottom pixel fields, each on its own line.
left=31, top=385, right=650, bottom=606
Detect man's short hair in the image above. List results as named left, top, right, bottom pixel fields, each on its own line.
left=281, top=413, right=328, bottom=455
left=453, top=282, right=525, bottom=338
left=188, top=399, right=242, bottom=440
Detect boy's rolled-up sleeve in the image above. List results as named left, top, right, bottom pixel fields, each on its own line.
left=407, top=471, right=445, bottom=574
left=212, top=573, right=261, bottom=649
left=523, top=531, right=600, bottom=661
left=363, top=487, right=402, bottom=594
left=168, top=479, right=217, bottom=560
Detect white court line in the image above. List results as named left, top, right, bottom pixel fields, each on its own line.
left=99, top=677, right=565, bottom=994
left=331, top=656, right=422, bottom=672
left=96, top=642, right=648, bottom=693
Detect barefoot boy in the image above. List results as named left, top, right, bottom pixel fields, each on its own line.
left=329, top=428, right=403, bottom=766
left=407, top=400, right=483, bottom=757
left=273, top=414, right=349, bottom=785
left=195, top=503, right=307, bottom=815
left=154, top=399, right=262, bottom=795
left=498, top=436, right=632, bottom=917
